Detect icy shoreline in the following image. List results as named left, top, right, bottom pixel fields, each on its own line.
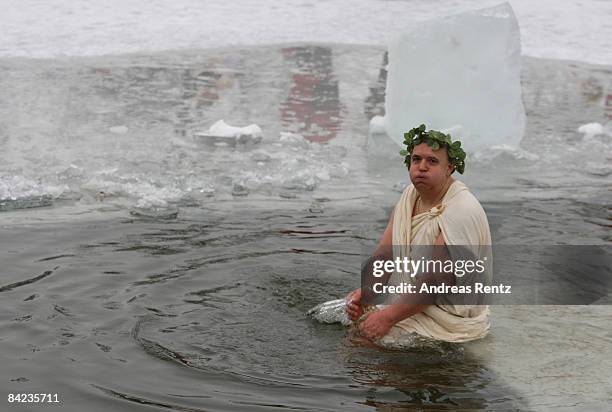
left=2, top=0, right=611, bottom=65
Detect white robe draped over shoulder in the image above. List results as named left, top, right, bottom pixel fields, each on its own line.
left=381, top=180, right=492, bottom=343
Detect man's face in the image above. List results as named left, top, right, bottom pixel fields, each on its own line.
left=409, top=143, right=454, bottom=192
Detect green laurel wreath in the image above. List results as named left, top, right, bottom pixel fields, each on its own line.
left=399, top=124, right=466, bottom=174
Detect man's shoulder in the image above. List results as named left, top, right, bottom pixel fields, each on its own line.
left=447, top=185, right=487, bottom=219
left=442, top=183, right=492, bottom=245
left=397, top=183, right=416, bottom=204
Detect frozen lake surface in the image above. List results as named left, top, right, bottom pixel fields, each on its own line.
left=2, top=0, right=612, bottom=65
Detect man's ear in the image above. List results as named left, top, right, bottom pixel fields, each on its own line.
left=447, top=164, right=454, bottom=176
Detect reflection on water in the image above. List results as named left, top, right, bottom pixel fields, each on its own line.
left=345, top=348, right=526, bottom=410
left=520, top=58, right=611, bottom=142
left=1, top=45, right=610, bottom=209
left=174, top=68, right=233, bottom=137
left=280, top=46, right=343, bottom=142
left=364, top=51, right=388, bottom=121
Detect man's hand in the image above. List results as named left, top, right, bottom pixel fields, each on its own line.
left=358, top=310, right=395, bottom=340
left=346, top=288, right=364, bottom=321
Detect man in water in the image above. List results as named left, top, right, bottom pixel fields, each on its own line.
left=346, top=125, right=491, bottom=343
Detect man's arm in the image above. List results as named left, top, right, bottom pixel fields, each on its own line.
left=359, top=231, right=455, bottom=339
left=368, top=208, right=396, bottom=286
left=346, top=209, right=394, bottom=321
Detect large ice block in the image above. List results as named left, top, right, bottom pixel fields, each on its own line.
left=384, top=3, right=525, bottom=151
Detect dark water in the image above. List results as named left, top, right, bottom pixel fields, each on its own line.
left=2, top=204, right=528, bottom=411
left=1, top=44, right=611, bottom=411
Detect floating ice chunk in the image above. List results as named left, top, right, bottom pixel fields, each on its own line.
left=208, top=119, right=262, bottom=138
left=368, top=115, right=388, bottom=135
left=281, top=177, right=316, bottom=192
left=385, top=3, right=525, bottom=151
left=136, top=195, right=168, bottom=209
left=577, top=122, right=603, bottom=138
left=232, top=183, right=249, bottom=196
left=109, top=125, right=129, bottom=134
left=195, top=119, right=263, bottom=145
left=279, top=132, right=309, bottom=147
